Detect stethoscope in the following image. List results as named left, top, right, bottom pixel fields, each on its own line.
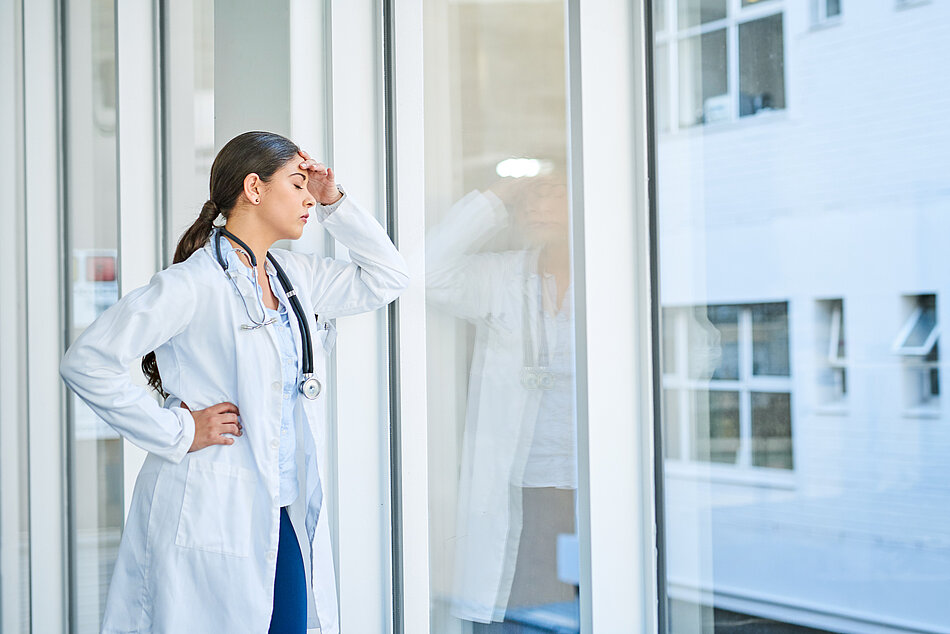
left=214, top=227, right=322, bottom=400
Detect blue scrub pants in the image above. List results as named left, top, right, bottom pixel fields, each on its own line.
left=268, top=506, right=307, bottom=633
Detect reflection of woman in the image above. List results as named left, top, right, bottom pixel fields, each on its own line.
left=426, top=176, right=578, bottom=625
left=60, top=132, right=409, bottom=633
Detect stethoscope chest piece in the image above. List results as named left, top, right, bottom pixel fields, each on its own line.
left=301, top=376, right=322, bottom=400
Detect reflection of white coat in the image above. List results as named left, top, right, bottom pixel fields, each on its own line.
left=427, top=190, right=570, bottom=623
left=60, top=198, right=409, bottom=634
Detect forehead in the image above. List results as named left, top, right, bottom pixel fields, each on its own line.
left=277, top=157, right=307, bottom=178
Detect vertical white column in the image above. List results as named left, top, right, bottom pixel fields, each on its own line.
left=570, top=0, right=659, bottom=631
left=116, top=0, right=160, bottom=513
left=388, top=1, right=430, bottom=632
left=0, top=0, right=29, bottom=631
left=22, top=0, right=67, bottom=630
left=328, top=1, right=393, bottom=632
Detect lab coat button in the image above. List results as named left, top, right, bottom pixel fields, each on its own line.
left=270, top=439, right=280, bottom=449
left=271, top=381, right=281, bottom=392
left=267, top=550, right=277, bottom=562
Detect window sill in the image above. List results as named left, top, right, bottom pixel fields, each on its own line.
left=901, top=406, right=941, bottom=420
left=660, top=108, right=789, bottom=139
left=813, top=402, right=848, bottom=416
left=664, top=461, right=796, bottom=490
left=809, top=16, right=842, bottom=32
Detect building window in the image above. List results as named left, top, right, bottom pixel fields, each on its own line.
left=662, top=302, right=793, bottom=470
left=816, top=299, right=847, bottom=404
left=654, top=0, right=785, bottom=130
left=813, top=0, right=842, bottom=25
left=893, top=294, right=940, bottom=412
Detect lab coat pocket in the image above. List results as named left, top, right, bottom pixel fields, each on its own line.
left=174, top=459, right=255, bottom=557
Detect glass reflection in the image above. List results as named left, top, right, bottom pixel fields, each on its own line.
left=426, top=175, right=578, bottom=629
left=64, top=0, right=122, bottom=630
left=655, top=0, right=950, bottom=631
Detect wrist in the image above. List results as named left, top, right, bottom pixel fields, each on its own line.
left=320, top=185, right=344, bottom=206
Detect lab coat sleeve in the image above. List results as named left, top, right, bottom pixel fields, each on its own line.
left=425, top=189, right=510, bottom=320
left=60, top=266, right=198, bottom=464
left=305, top=194, right=410, bottom=319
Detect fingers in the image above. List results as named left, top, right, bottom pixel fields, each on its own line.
left=219, top=422, right=242, bottom=437
left=213, top=402, right=239, bottom=414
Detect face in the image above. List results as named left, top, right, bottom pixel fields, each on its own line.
left=512, top=179, right=570, bottom=247
left=254, top=157, right=317, bottom=240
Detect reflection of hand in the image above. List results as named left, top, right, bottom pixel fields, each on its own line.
left=184, top=402, right=243, bottom=452
left=486, top=177, right=519, bottom=205
left=297, top=149, right=342, bottom=205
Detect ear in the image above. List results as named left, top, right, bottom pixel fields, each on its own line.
left=243, top=173, right=263, bottom=204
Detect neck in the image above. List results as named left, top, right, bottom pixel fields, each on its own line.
left=221, top=210, right=276, bottom=269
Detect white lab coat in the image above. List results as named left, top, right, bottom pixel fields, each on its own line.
left=60, top=196, right=409, bottom=634
left=426, top=190, right=566, bottom=623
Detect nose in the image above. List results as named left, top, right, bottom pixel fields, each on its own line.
left=305, top=194, right=316, bottom=208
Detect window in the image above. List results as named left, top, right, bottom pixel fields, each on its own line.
left=813, top=0, right=842, bottom=25
left=662, top=302, right=793, bottom=470
left=816, top=299, right=847, bottom=404
left=654, top=0, right=785, bottom=129
left=893, top=294, right=940, bottom=411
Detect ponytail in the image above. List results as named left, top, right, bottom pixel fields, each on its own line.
left=141, top=131, right=301, bottom=398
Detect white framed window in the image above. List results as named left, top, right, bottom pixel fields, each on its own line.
left=812, top=0, right=842, bottom=26
left=816, top=298, right=847, bottom=405
left=896, top=0, right=932, bottom=10
left=662, top=302, right=794, bottom=471
left=653, top=0, right=786, bottom=130
left=893, top=294, right=940, bottom=413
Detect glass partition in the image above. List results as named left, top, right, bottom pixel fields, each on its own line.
left=422, top=1, right=583, bottom=631
left=63, top=0, right=122, bottom=630
left=653, top=0, right=950, bottom=631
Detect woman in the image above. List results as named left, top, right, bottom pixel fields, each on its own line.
left=425, top=176, right=578, bottom=626
left=60, top=131, right=409, bottom=633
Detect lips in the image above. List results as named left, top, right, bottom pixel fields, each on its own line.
left=300, top=214, right=310, bottom=222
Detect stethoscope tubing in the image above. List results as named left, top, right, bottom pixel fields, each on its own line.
left=213, top=228, right=319, bottom=396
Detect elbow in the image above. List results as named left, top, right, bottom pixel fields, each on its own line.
left=59, top=345, right=80, bottom=388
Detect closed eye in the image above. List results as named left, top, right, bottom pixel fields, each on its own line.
left=294, top=184, right=304, bottom=190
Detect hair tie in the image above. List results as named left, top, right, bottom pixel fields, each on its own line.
left=212, top=212, right=227, bottom=227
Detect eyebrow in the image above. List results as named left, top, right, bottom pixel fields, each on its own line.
left=290, top=172, right=307, bottom=180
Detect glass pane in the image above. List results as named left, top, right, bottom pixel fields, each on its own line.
left=655, top=43, right=671, bottom=133
left=750, top=392, right=792, bottom=469
left=163, top=0, right=215, bottom=263
left=691, top=390, right=740, bottom=464
left=704, top=305, right=738, bottom=380
left=678, top=28, right=728, bottom=127
left=738, top=13, right=785, bottom=117
left=663, top=389, right=683, bottom=460
left=655, top=0, right=950, bottom=630
left=905, top=296, right=937, bottom=349
left=423, top=2, right=581, bottom=631
left=655, top=0, right=668, bottom=34
left=827, top=0, right=842, bottom=17
left=64, top=0, right=123, bottom=630
left=662, top=308, right=678, bottom=374
left=751, top=302, right=789, bottom=376
left=678, top=0, right=727, bottom=29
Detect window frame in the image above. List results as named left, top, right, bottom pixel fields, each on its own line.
left=653, top=0, right=787, bottom=133
left=661, top=303, right=795, bottom=481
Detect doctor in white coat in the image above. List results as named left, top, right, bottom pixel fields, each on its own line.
left=60, top=131, right=409, bottom=633
left=426, top=176, right=578, bottom=626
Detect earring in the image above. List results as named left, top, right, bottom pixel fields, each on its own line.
left=212, top=213, right=227, bottom=227
left=254, top=198, right=260, bottom=204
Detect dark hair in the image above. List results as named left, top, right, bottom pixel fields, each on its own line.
left=143, top=131, right=300, bottom=397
